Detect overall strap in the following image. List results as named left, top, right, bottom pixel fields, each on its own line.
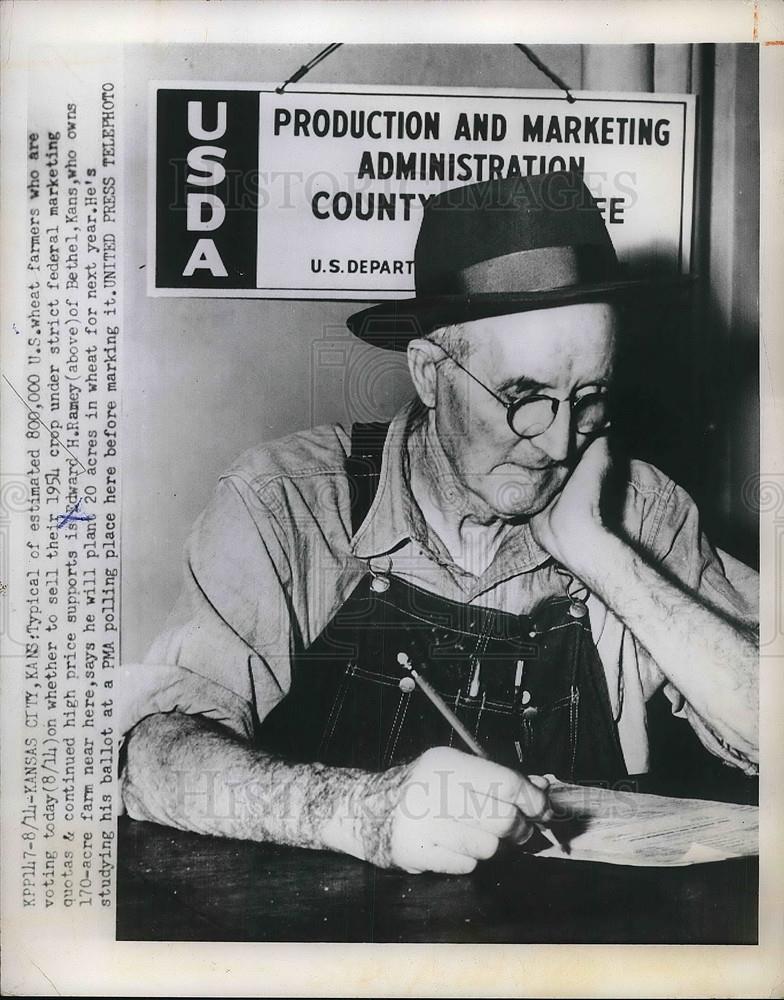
left=346, top=421, right=390, bottom=535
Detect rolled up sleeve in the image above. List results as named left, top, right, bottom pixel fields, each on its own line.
left=120, top=475, right=296, bottom=744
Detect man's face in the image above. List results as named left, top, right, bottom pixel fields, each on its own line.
left=431, top=301, right=618, bottom=519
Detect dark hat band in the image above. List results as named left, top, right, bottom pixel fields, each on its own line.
left=446, top=243, right=619, bottom=296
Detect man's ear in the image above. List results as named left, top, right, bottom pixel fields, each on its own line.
left=407, top=338, right=442, bottom=409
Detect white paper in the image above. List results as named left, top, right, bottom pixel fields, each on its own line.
left=537, top=781, right=759, bottom=866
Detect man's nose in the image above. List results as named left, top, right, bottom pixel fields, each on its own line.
left=531, top=402, right=571, bottom=462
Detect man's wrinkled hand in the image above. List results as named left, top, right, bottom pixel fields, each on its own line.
left=341, top=746, right=553, bottom=874
left=530, top=435, right=614, bottom=577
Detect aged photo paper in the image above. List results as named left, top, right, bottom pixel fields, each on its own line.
left=1, top=1, right=783, bottom=995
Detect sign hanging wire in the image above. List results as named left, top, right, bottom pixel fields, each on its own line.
left=514, top=44, right=577, bottom=103
left=275, top=42, right=577, bottom=103
left=276, top=43, right=343, bottom=94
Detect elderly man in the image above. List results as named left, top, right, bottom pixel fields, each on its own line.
left=121, top=171, right=758, bottom=875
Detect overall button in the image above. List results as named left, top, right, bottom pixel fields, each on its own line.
left=568, top=600, right=588, bottom=619
left=370, top=575, right=390, bottom=593
left=398, top=676, right=416, bottom=694
left=521, top=690, right=532, bottom=706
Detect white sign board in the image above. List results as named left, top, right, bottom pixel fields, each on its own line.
left=150, top=84, right=695, bottom=298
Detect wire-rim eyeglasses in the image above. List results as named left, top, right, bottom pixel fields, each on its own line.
left=434, top=348, right=611, bottom=441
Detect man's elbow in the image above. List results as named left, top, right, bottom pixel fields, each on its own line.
left=120, top=711, right=194, bottom=827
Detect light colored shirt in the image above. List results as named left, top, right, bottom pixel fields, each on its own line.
left=120, top=400, right=759, bottom=776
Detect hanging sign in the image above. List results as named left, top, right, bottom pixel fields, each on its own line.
left=149, top=82, right=695, bottom=299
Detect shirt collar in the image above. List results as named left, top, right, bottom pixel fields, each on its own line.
left=350, top=400, right=551, bottom=576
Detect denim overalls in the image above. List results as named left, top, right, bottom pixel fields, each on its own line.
left=258, top=423, right=627, bottom=783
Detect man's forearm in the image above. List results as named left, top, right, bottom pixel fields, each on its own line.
left=121, top=711, right=405, bottom=863
left=581, top=533, right=758, bottom=759
left=121, top=712, right=554, bottom=875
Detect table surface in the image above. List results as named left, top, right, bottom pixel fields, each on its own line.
left=117, top=772, right=759, bottom=944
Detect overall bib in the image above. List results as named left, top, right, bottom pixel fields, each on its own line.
left=258, top=423, right=627, bottom=783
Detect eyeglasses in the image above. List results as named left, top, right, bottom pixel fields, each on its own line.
left=435, top=348, right=611, bottom=440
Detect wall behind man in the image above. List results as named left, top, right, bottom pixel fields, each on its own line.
left=122, top=43, right=759, bottom=663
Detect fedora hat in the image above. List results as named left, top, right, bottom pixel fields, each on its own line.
left=346, top=171, right=687, bottom=351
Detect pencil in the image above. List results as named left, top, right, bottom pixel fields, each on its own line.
left=396, top=653, right=567, bottom=854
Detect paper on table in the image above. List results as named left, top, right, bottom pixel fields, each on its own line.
left=535, top=781, right=758, bottom=866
